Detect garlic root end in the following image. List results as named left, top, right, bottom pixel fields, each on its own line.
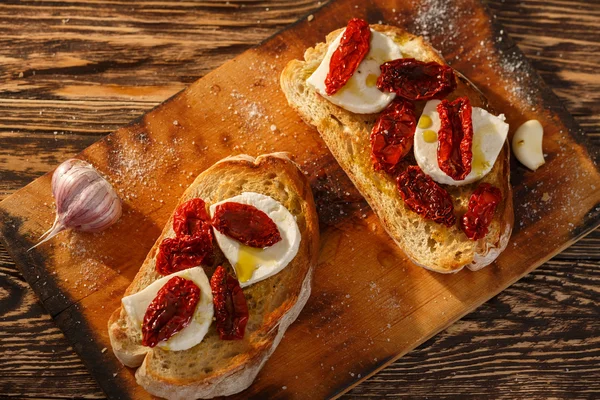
left=28, top=220, right=66, bottom=251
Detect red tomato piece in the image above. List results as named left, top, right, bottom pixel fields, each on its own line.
left=377, top=58, right=456, bottom=101
left=142, top=276, right=200, bottom=348
left=325, top=18, right=371, bottom=96
left=173, top=198, right=212, bottom=239
left=211, top=202, right=281, bottom=248
left=460, top=183, right=502, bottom=240
left=370, top=98, right=416, bottom=173
left=397, top=165, right=456, bottom=227
left=210, top=265, right=249, bottom=340
left=156, top=197, right=214, bottom=276
left=155, top=235, right=213, bottom=275
left=437, top=97, right=474, bottom=181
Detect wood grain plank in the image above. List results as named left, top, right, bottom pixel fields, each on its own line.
left=347, top=261, right=600, bottom=399
left=553, top=229, right=600, bottom=260
left=348, top=0, right=600, bottom=396
left=0, top=0, right=318, bottom=100
left=0, top=247, right=105, bottom=399
left=485, top=0, right=600, bottom=144
left=0, top=100, right=154, bottom=200
left=1, top=0, right=597, bottom=394
left=3, top=242, right=598, bottom=399
left=0, top=0, right=598, bottom=399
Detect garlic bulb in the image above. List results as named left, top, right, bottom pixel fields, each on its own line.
left=30, top=159, right=122, bottom=250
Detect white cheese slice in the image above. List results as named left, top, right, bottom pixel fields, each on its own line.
left=210, top=192, right=301, bottom=288
left=307, top=29, right=403, bottom=114
left=414, top=100, right=509, bottom=186
left=121, top=267, right=213, bottom=351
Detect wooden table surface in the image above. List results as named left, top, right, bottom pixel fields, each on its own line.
left=0, top=0, right=598, bottom=398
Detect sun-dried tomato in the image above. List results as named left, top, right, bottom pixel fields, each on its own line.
left=156, top=235, right=213, bottom=275
left=155, top=197, right=214, bottom=275
left=210, top=265, right=249, bottom=340
left=397, top=166, right=456, bottom=227
left=212, top=202, right=281, bottom=248
left=437, top=97, right=474, bottom=181
left=460, top=183, right=502, bottom=240
left=142, top=276, right=200, bottom=348
left=377, top=58, right=456, bottom=101
left=173, top=198, right=212, bottom=239
left=324, top=18, right=371, bottom=96
left=370, top=98, right=416, bottom=173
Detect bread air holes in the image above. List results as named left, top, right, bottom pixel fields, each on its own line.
left=346, top=137, right=354, bottom=156
left=329, top=114, right=344, bottom=128
left=274, top=181, right=289, bottom=201
left=427, top=237, right=437, bottom=252
left=454, top=251, right=463, bottom=262
left=203, top=367, right=213, bottom=374
left=245, top=293, right=261, bottom=312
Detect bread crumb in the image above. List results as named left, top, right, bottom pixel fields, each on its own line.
left=307, top=14, right=314, bottom=22
left=541, top=192, right=550, bottom=202
left=101, top=347, right=107, bottom=353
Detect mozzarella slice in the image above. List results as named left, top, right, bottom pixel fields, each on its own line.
left=210, top=192, right=301, bottom=288
left=414, top=100, right=509, bottom=186
left=121, top=267, right=213, bottom=351
left=307, top=29, right=403, bottom=114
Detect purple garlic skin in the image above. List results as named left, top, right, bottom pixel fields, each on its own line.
left=30, top=159, right=122, bottom=250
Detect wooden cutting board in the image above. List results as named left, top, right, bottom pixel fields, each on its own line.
left=1, top=0, right=599, bottom=398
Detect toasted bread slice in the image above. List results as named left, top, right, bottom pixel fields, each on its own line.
left=108, top=153, right=319, bottom=399
left=281, top=25, right=512, bottom=273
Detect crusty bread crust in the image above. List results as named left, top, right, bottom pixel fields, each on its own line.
left=108, top=153, right=319, bottom=399
left=280, top=24, right=513, bottom=273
